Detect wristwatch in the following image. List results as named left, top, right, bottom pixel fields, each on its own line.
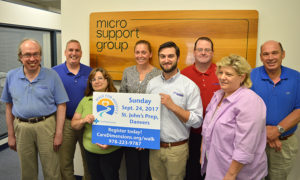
left=277, top=125, right=285, bottom=134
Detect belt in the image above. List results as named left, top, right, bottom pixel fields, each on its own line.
left=17, top=113, right=55, bottom=123
left=160, top=139, right=188, bottom=148
left=279, top=133, right=294, bottom=140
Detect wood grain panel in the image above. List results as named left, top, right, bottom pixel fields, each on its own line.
left=90, top=10, right=258, bottom=80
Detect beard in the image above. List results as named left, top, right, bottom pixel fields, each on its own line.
left=160, top=61, right=178, bottom=73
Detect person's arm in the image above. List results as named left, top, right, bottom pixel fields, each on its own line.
left=5, top=103, right=16, bottom=151
left=266, top=109, right=300, bottom=141
left=268, top=72, right=300, bottom=148
left=95, top=143, right=110, bottom=149
left=159, top=81, right=203, bottom=127
left=160, top=93, right=190, bottom=123
left=53, top=103, right=66, bottom=152
left=71, top=112, right=94, bottom=130
left=230, top=91, right=267, bottom=176
left=223, top=160, right=244, bottom=180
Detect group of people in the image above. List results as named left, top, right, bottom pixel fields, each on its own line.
left=1, top=36, right=299, bottom=180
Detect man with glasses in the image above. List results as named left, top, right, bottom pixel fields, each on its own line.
left=146, top=41, right=203, bottom=180
left=1, top=38, right=69, bottom=180
left=53, top=40, right=92, bottom=180
left=181, top=37, right=220, bottom=180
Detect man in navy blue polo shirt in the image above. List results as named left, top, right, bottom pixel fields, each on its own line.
left=251, top=40, right=300, bottom=180
left=1, top=38, right=69, bottom=179
left=53, top=40, right=92, bottom=180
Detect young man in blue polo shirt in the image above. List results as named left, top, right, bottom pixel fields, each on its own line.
left=53, top=40, right=92, bottom=180
left=1, top=39, right=69, bottom=180
left=251, top=40, right=300, bottom=180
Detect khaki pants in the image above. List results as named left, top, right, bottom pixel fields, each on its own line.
left=265, top=135, right=298, bottom=180
left=14, top=115, right=61, bottom=180
left=150, top=143, right=188, bottom=180
left=59, top=119, right=90, bottom=180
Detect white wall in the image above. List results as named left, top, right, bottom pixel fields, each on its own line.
left=61, top=0, right=300, bottom=71
left=0, top=1, right=61, bottom=30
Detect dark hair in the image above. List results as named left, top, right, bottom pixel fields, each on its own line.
left=158, top=41, right=180, bottom=58
left=278, top=42, right=284, bottom=52
left=84, top=68, right=117, bottom=96
left=18, top=38, right=42, bottom=62
left=134, top=40, right=152, bottom=53
left=65, top=39, right=82, bottom=50
left=194, top=37, right=214, bottom=51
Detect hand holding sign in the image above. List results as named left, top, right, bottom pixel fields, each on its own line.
left=96, top=143, right=110, bottom=149
left=83, top=114, right=95, bottom=124
left=160, top=93, right=176, bottom=110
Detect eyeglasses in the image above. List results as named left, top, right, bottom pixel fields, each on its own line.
left=195, top=48, right=212, bottom=53
left=21, top=53, right=41, bottom=59
left=91, top=77, right=106, bottom=83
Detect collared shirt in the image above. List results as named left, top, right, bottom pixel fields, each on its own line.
left=181, top=63, right=220, bottom=134
left=251, top=66, right=300, bottom=136
left=120, top=65, right=161, bottom=94
left=146, top=70, right=203, bottom=142
left=201, top=87, right=267, bottom=179
left=53, top=62, right=92, bottom=119
left=1, top=66, right=69, bottom=118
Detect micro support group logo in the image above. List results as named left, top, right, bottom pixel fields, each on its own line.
left=94, top=94, right=119, bottom=124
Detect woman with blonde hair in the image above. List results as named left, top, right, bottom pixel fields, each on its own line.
left=201, top=55, right=268, bottom=180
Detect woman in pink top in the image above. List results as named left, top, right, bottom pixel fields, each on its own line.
left=201, top=55, right=267, bottom=180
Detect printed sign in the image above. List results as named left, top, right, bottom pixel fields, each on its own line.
left=92, top=92, right=161, bottom=149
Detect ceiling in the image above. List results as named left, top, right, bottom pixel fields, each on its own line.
left=4, top=0, right=61, bottom=13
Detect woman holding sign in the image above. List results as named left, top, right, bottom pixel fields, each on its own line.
left=120, top=40, right=161, bottom=180
left=71, top=68, right=122, bottom=180
left=201, top=55, right=267, bottom=179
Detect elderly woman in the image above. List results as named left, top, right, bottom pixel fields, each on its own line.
left=120, top=40, right=161, bottom=180
left=71, top=68, right=122, bottom=180
left=201, top=55, right=267, bottom=180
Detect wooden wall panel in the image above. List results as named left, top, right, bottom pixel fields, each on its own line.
left=90, top=10, right=258, bottom=80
